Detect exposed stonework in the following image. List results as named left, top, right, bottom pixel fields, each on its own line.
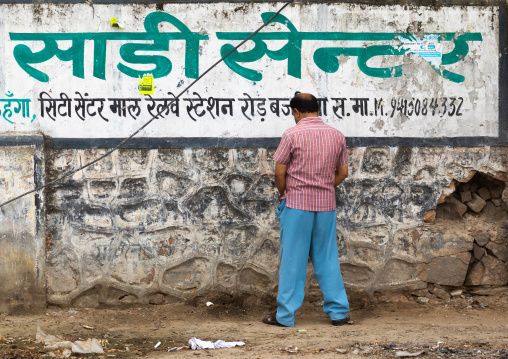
left=42, top=146, right=507, bottom=307
left=434, top=171, right=508, bottom=289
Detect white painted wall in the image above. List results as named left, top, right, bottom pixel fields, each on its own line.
left=0, top=3, right=499, bottom=139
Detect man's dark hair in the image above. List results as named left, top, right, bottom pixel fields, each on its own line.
left=290, top=92, right=319, bottom=113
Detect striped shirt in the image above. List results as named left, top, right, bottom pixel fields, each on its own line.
left=273, top=117, right=348, bottom=212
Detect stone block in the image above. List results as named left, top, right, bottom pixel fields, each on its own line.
left=432, top=287, right=450, bottom=300
left=436, top=195, right=467, bottom=220
left=216, top=263, right=237, bottom=290
left=162, top=258, right=210, bottom=291
left=473, top=230, right=490, bottom=246
left=345, top=243, right=383, bottom=264
left=73, top=294, right=100, bottom=309
left=393, top=147, right=412, bottom=177
left=183, top=186, right=248, bottom=223
left=459, top=182, right=471, bottom=191
left=46, top=149, right=80, bottom=182
left=244, top=175, right=276, bottom=201
left=459, top=191, right=472, bottom=203
left=225, top=174, right=253, bottom=198
left=192, top=149, right=230, bottom=182
left=76, top=204, right=113, bottom=231
left=343, top=148, right=361, bottom=178
left=485, top=242, right=508, bottom=262
left=156, top=171, right=192, bottom=197
left=238, top=267, right=272, bottom=293
left=495, top=172, right=508, bottom=182
left=83, top=149, right=114, bottom=176
left=469, top=182, right=478, bottom=193
left=450, top=289, right=463, bottom=297
left=148, top=293, right=166, bottom=305
left=477, top=187, right=492, bottom=201
left=340, top=263, right=375, bottom=286
left=416, top=228, right=473, bottom=259
left=349, top=226, right=390, bottom=245
left=118, top=149, right=150, bottom=173
left=490, top=185, right=504, bottom=199
left=119, top=178, right=148, bottom=199
left=109, top=255, right=157, bottom=286
left=409, top=185, right=437, bottom=218
left=232, top=149, right=261, bottom=173
left=361, top=147, right=390, bottom=176
left=424, top=210, right=436, bottom=223
left=249, top=239, right=279, bottom=272
left=118, top=200, right=165, bottom=228
left=467, top=193, right=486, bottom=213
left=419, top=252, right=470, bottom=286
left=473, top=243, right=485, bottom=261
left=480, top=255, right=508, bottom=285
left=89, top=181, right=117, bottom=200
left=157, top=148, right=187, bottom=167
left=378, top=259, right=418, bottom=284
left=493, top=227, right=508, bottom=244
left=465, top=261, right=484, bottom=286
left=46, top=183, right=85, bottom=210
left=489, top=147, right=508, bottom=171
left=243, top=200, right=277, bottom=224
left=483, top=202, right=503, bottom=220
left=221, top=226, right=259, bottom=259
left=411, top=289, right=429, bottom=297
left=47, top=252, right=79, bottom=295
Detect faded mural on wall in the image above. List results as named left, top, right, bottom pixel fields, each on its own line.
left=0, top=4, right=499, bottom=139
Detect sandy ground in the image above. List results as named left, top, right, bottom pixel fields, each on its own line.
left=1, top=291, right=508, bottom=358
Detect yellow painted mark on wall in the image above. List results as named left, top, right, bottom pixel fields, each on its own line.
left=139, top=73, right=154, bottom=95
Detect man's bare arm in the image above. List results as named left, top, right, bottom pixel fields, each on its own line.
left=275, top=162, right=288, bottom=197
left=334, top=164, right=348, bottom=187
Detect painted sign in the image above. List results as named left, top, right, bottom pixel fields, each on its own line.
left=0, top=4, right=500, bottom=140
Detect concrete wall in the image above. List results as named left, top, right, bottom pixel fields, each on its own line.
left=0, top=139, right=45, bottom=313
left=43, top=145, right=508, bottom=307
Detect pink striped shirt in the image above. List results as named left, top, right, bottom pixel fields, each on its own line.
left=273, top=117, right=348, bottom=212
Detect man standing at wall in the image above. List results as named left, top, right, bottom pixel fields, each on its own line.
left=262, top=92, right=350, bottom=327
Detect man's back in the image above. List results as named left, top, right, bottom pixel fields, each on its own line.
left=273, top=117, right=348, bottom=212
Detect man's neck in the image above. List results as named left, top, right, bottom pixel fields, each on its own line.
left=295, top=113, right=319, bottom=124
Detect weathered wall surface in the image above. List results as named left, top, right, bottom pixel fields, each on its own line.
left=0, top=143, right=45, bottom=313
left=43, top=145, right=507, bottom=307
left=0, top=1, right=507, bottom=309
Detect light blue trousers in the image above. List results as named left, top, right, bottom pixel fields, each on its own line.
left=275, top=199, right=349, bottom=327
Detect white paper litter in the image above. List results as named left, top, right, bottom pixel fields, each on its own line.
left=36, top=327, right=104, bottom=354
left=395, top=350, right=425, bottom=357
left=72, top=338, right=104, bottom=354
left=188, top=337, right=245, bottom=350
left=36, top=327, right=73, bottom=350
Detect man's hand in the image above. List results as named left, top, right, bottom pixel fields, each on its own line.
left=275, top=162, right=287, bottom=197
left=334, top=164, right=348, bottom=187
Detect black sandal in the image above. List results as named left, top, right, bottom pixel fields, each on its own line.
left=262, top=312, right=287, bottom=327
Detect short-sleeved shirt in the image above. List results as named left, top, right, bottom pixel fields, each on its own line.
left=273, top=117, right=348, bottom=212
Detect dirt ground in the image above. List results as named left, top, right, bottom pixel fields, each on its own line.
left=1, top=291, right=508, bottom=359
